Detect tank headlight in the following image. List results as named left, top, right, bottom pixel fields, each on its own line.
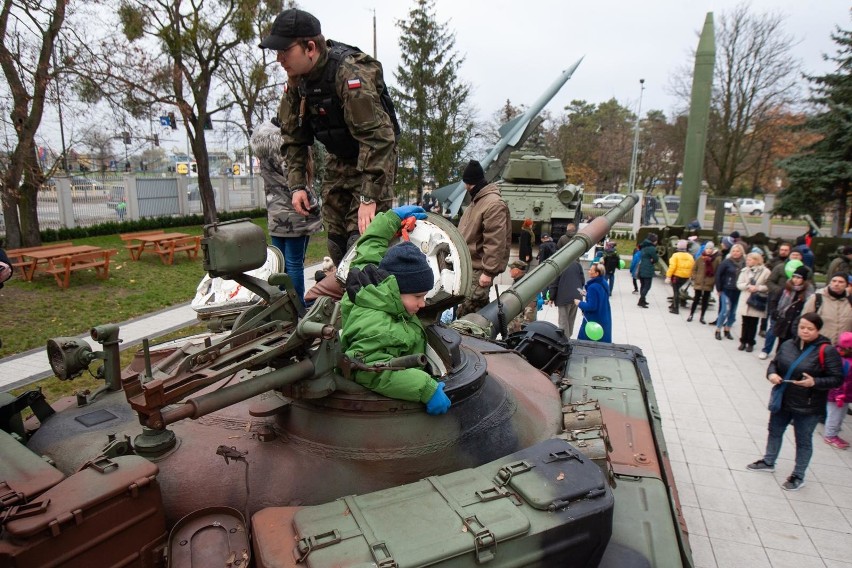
left=557, top=188, right=576, bottom=206
left=46, top=337, right=95, bottom=380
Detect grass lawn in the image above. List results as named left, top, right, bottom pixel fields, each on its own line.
left=0, top=217, right=328, bottom=359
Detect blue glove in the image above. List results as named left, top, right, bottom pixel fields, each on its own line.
left=425, top=381, right=451, bottom=415
left=393, top=205, right=428, bottom=221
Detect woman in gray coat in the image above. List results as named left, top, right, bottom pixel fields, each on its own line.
left=251, top=120, right=323, bottom=306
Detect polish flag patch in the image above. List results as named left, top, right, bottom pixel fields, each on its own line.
left=347, top=78, right=362, bottom=89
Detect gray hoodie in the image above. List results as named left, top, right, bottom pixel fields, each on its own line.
left=250, top=121, right=322, bottom=238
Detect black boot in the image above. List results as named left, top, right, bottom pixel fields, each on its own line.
left=715, top=330, right=722, bottom=340
left=700, top=312, right=707, bottom=324
left=687, top=313, right=694, bottom=322
left=738, top=343, right=746, bottom=351
left=724, top=330, right=734, bottom=340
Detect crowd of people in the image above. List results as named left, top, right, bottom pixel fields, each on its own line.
left=641, top=230, right=852, bottom=489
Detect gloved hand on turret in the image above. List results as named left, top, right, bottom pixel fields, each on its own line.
left=426, top=381, right=451, bottom=415
left=392, top=205, right=427, bottom=221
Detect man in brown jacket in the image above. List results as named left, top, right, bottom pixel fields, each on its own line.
left=802, top=273, right=852, bottom=344
left=456, top=160, right=511, bottom=317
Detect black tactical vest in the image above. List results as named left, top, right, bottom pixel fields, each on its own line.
left=299, top=40, right=400, bottom=160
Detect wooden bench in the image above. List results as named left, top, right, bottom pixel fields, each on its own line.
left=120, top=230, right=165, bottom=260
left=156, top=236, right=201, bottom=265
left=5, top=242, right=73, bottom=274
left=44, top=249, right=118, bottom=288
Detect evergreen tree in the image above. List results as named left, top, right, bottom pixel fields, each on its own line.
left=392, top=0, right=472, bottom=202
left=777, top=25, right=852, bottom=234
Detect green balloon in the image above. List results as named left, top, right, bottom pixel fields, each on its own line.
left=785, top=259, right=804, bottom=279
left=619, top=259, right=626, bottom=269
left=585, top=321, right=604, bottom=341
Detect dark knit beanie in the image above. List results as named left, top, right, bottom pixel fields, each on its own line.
left=378, top=242, right=434, bottom=294
left=647, top=233, right=658, bottom=243
left=831, top=272, right=849, bottom=282
left=792, top=266, right=809, bottom=279
left=462, top=160, right=485, bottom=185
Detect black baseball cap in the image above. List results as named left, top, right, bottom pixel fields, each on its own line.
left=259, top=9, right=321, bottom=50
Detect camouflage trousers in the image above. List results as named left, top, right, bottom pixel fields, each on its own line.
left=507, top=303, right=537, bottom=334
left=457, top=271, right=492, bottom=317
left=321, top=158, right=394, bottom=238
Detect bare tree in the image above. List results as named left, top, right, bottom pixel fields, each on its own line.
left=704, top=4, right=800, bottom=195
left=0, top=0, right=68, bottom=247
left=218, top=0, right=289, bottom=173
left=77, top=0, right=259, bottom=224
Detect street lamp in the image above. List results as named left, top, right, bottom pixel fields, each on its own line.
left=627, top=79, right=645, bottom=193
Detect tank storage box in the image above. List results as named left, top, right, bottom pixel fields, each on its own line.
left=0, top=455, right=167, bottom=568
left=252, top=438, right=614, bottom=567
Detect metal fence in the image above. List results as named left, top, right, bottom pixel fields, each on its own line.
left=1, top=175, right=265, bottom=236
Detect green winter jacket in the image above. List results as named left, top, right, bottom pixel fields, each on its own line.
left=340, top=211, right=439, bottom=403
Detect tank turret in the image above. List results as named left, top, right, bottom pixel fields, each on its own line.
left=499, top=153, right=583, bottom=240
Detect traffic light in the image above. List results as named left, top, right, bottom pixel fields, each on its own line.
left=232, top=164, right=241, bottom=176
left=122, top=131, right=131, bottom=145
left=168, top=112, right=177, bottom=130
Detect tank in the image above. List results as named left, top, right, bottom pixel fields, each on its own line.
left=499, top=153, right=583, bottom=240
left=0, top=195, right=694, bottom=567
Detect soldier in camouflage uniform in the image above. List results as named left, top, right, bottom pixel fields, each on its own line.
left=506, top=260, right=537, bottom=334
left=260, top=8, right=399, bottom=266
left=251, top=120, right=323, bottom=306
left=457, top=160, right=511, bottom=317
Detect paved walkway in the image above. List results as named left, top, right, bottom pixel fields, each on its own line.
left=2, top=264, right=851, bottom=567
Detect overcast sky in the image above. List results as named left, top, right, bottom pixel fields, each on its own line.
left=33, top=1, right=850, bottom=157
left=316, top=0, right=848, bottom=118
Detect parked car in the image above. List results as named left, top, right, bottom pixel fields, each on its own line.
left=592, top=193, right=623, bottom=208
left=732, top=198, right=765, bottom=215
left=662, top=195, right=680, bottom=212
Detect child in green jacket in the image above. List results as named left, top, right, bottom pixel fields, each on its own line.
left=340, top=206, right=451, bottom=415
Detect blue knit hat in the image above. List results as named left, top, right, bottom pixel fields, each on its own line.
left=379, top=242, right=434, bottom=294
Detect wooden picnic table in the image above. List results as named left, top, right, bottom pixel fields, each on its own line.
left=127, top=232, right=201, bottom=265
left=20, top=245, right=102, bottom=281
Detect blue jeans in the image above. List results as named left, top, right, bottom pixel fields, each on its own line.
left=605, top=273, right=615, bottom=296
left=716, top=290, right=740, bottom=329
left=271, top=235, right=310, bottom=306
left=763, top=409, right=822, bottom=479
left=761, top=318, right=777, bottom=354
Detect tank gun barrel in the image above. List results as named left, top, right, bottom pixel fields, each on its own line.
left=477, top=193, right=639, bottom=338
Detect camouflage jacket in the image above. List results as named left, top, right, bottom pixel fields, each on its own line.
left=250, top=121, right=322, bottom=238
left=278, top=42, right=397, bottom=201
left=458, top=183, right=511, bottom=278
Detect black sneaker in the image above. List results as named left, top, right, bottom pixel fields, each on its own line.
left=782, top=475, right=804, bottom=491
left=746, top=459, right=775, bottom=472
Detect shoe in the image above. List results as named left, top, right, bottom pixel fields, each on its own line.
left=782, top=475, right=805, bottom=491
left=715, top=331, right=722, bottom=341
left=669, top=308, right=679, bottom=314
left=687, top=315, right=694, bottom=322
left=707, top=320, right=717, bottom=326
left=759, top=330, right=766, bottom=338
left=746, top=459, right=775, bottom=472
left=724, top=331, right=734, bottom=340
left=738, top=343, right=746, bottom=351
left=746, top=344, right=754, bottom=353
left=825, top=436, right=850, bottom=450
left=758, top=352, right=768, bottom=360
left=700, top=317, right=707, bottom=324
left=633, top=290, right=639, bottom=294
